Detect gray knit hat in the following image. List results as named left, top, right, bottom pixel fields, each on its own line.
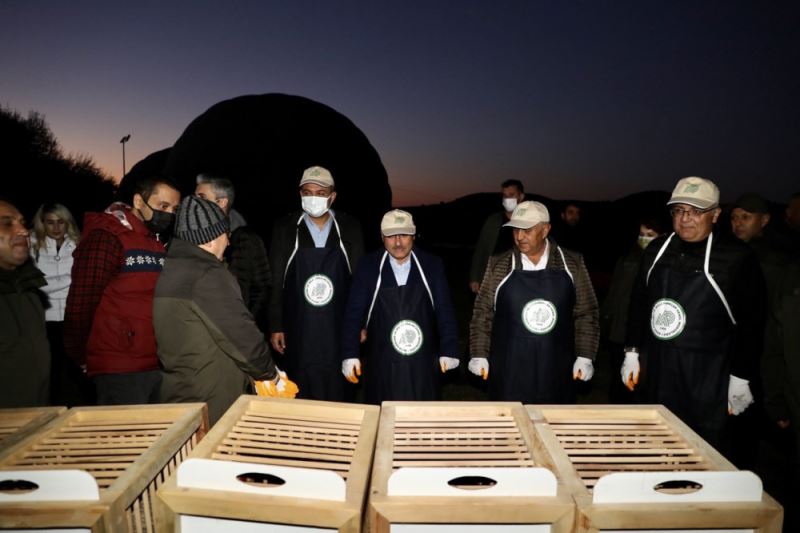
left=175, top=196, right=230, bottom=245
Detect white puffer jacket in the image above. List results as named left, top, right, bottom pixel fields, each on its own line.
left=30, top=235, right=76, bottom=322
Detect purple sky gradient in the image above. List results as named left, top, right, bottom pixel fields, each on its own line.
left=2, top=1, right=797, bottom=205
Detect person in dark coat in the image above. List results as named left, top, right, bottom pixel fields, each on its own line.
left=468, top=201, right=599, bottom=403
left=623, top=177, right=766, bottom=447
left=469, top=179, right=525, bottom=294
left=0, top=199, right=50, bottom=407
left=601, top=215, right=666, bottom=403
left=341, top=209, right=460, bottom=403
left=268, top=166, right=364, bottom=401
left=154, top=196, right=296, bottom=426
left=195, top=173, right=272, bottom=334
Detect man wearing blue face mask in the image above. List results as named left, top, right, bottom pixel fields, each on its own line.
left=268, top=166, right=365, bottom=400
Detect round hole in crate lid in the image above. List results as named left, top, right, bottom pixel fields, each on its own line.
left=236, top=472, right=286, bottom=488
left=447, top=475, right=497, bottom=491
left=0, top=479, right=39, bottom=494
left=653, top=479, right=703, bottom=495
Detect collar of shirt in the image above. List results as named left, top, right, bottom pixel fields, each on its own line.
left=520, top=240, right=550, bottom=271
left=389, top=254, right=412, bottom=286
left=303, top=210, right=334, bottom=248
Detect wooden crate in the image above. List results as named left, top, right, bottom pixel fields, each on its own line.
left=156, top=396, right=380, bottom=532
left=0, top=407, right=66, bottom=452
left=0, top=403, right=208, bottom=532
left=526, top=404, right=784, bottom=532
left=368, top=401, right=575, bottom=533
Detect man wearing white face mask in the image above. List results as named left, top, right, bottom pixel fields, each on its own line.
left=469, top=179, right=526, bottom=294
left=268, top=166, right=365, bottom=401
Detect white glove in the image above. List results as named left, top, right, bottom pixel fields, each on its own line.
left=621, top=351, right=640, bottom=391
left=728, top=375, right=754, bottom=415
left=342, top=358, right=361, bottom=384
left=439, top=356, right=460, bottom=373
left=572, top=356, right=594, bottom=381
left=468, top=357, right=489, bottom=380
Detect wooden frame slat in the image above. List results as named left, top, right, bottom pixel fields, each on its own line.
left=368, top=401, right=575, bottom=533
left=0, top=403, right=208, bottom=533
left=156, top=396, right=379, bottom=533
left=527, top=404, right=784, bottom=532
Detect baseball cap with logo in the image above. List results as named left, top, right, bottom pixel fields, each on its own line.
left=299, top=166, right=335, bottom=188
left=503, top=201, right=550, bottom=229
left=667, top=176, right=720, bottom=209
left=381, top=209, right=416, bottom=236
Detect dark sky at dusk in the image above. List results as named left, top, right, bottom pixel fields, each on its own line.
left=2, top=1, right=797, bottom=206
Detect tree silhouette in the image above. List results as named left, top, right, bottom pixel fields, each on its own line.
left=0, top=105, right=115, bottom=226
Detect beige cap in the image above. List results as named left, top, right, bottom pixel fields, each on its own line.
left=503, top=201, right=550, bottom=229
left=381, top=209, right=416, bottom=236
left=667, top=176, right=719, bottom=209
left=299, top=166, right=334, bottom=188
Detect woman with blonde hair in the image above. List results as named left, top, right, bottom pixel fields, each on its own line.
left=31, top=202, right=91, bottom=404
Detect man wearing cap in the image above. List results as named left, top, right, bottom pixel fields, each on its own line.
left=622, top=177, right=766, bottom=446
left=154, top=196, right=297, bottom=426
left=468, top=201, right=599, bottom=403
left=340, top=210, right=459, bottom=403
left=268, top=166, right=364, bottom=401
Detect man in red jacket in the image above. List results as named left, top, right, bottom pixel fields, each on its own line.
left=64, top=174, right=180, bottom=404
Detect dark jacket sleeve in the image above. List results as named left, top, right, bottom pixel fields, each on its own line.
left=469, top=213, right=502, bottom=285
left=227, top=227, right=271, bottom=334
left=340, top=212, right=365, bottom=274
left=268, top=214, right=295, bottom=334
left=567, top=250, right=600, bottom=360
left=426, top=252, right=460, bottom=357
left=625, top=235, right=665, bottom=349
left=761, top=271, right=789, bottom=422
left=728, top=249, right=767, bottom=380
left=469, top=251, right=512, bottom=358
left=194, top=264, right=277, bottom=381
left=340, top=252, right=380, bottom=361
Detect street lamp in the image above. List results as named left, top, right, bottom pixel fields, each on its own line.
left=120, top=134, right=131, bottom=177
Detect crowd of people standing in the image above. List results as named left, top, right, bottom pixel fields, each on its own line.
left=1, top=174, right=798, bottom=506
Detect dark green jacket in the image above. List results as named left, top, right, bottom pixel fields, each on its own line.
left=154, top=238, right=277, bottom=425
left=0, top=261, right=50, bottom=407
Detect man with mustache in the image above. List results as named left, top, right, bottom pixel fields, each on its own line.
left=341, top=209, right=459, bottom=403
left=0, top=199, right=50, bottom=407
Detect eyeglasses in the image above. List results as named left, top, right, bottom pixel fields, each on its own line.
left=669, top=206, right=714, bottom=219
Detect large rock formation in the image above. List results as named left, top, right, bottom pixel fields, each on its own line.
left=163, top=93, right=391, bottom=246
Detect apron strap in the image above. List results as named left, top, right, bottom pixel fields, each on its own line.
left=646, top=232, right=676, bottom=285
left=494, top=253, right=516, bottom=311
left=365, top=251, right=388, bottom=328
left=704, top=232, right=736, bottom=325
left=411, top=251, right=435, bottom=310
left=330, top=214, right=352, bottom=274
left=556, top=245, right=574, bottom=284
left=283, top=213, right=305, bottom=287
left=647, top=232, right=736, bottom=325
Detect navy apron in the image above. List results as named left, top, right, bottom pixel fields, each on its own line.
left=642, top=232, right=735, bottom=445
left=283, top=215, right=351, bottom=401
left=488, top=250, right=576, bottom=403
left=363, top=252, right=439, bottom=404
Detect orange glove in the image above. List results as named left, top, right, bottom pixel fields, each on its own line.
left=254, top=369, right=299, bottom=398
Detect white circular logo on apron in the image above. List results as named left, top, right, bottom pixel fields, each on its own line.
left=391, top=320, right=424, bottom=356
left=304, top=274, right=334, bottom=307
left=650, top=298, right=686, bottom=340
left=521, top=299, right=558, bottom=334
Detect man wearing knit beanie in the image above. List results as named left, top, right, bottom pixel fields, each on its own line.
left=154, top=196, right=297, bottom=425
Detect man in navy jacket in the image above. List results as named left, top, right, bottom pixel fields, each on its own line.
left=341, top=209, right=460, bottom=403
